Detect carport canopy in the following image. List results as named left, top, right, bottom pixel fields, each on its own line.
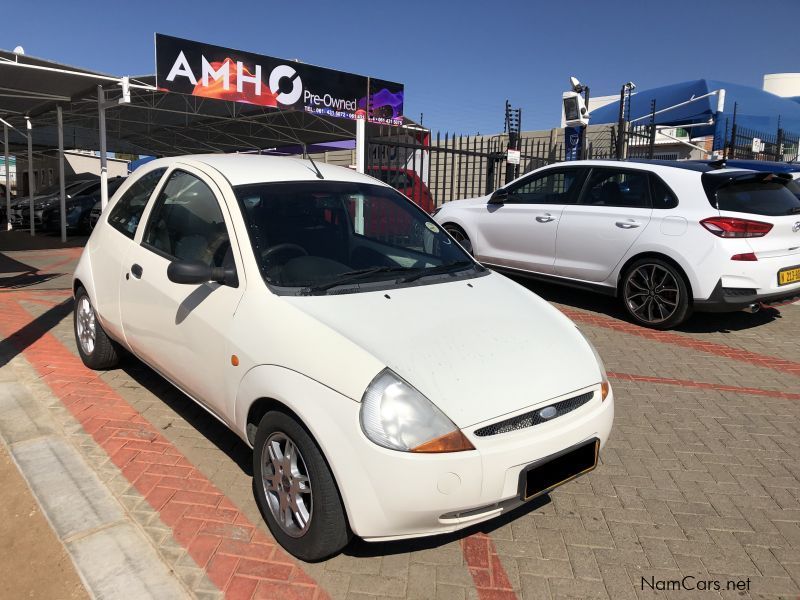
left=0, top=47, right=421, bottom=241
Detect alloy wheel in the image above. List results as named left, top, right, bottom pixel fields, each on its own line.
left=261, top=432, right=313, bottom=538
left=623, top=263, right=680, bottom=325
left=76, top=295, right=97, bottom=355
left=445, top=225, right=466, bottom=244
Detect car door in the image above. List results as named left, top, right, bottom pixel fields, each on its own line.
left=554, top=166, right=653, bottom=282
left=119, top=166, right=245, bottom=420
left=90, top=167, right=168, bottom=340
left=474, top=167, right=586, bottom=274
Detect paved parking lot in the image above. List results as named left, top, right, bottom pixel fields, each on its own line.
left=1, top=236, right=800, bottom=600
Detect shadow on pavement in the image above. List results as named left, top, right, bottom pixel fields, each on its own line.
left=0, top=230, right=88, bottom=251
left=506, top=273, right=785, bottom=333
left=344, top=494, right=551, bottom=558
left=120, top=358, right=253, bottom=476
left=0, top=298, right=74, bottom=369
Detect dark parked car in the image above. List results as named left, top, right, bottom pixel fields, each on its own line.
left=42, top=177, right=125, bottom=233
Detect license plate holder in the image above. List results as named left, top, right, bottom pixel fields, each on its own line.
left=518, top=438, right=599, bottom=502
left=778, top=265, right=800, bottom=287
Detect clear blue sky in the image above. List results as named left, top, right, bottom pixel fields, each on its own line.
left=6, top=0, right=799, bottom=135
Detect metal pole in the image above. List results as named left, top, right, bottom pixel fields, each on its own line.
left=3, top=124, right=10, bottom=231
left=26, top=118, right=34, bottom=236
left=57, top=105, right=67, bottom=242
left=581, top=87, right=590, bottom=160
left=355, top=112, right=366, bottom=173
left=616, top=85, right=627, bottom=159
left=98, top=86, right=109, bottom=210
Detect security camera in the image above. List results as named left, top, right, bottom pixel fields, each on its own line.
left=569, top=76, right=583, bottom=93
left=625, top=81, right=636, bottom=90
left=563, top=91, right=589, bottom=127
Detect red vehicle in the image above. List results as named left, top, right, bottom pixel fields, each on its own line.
left=366, top=166, right=434, bottom=214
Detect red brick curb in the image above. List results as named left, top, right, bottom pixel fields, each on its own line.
left=561, top=307, right=800, bottom=377
left=0, top=294, right=330, bottom=600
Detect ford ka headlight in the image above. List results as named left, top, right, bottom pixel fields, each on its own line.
left=577, top=328, right=611, bottom=401
left=360, top=369, right=474, bottom=453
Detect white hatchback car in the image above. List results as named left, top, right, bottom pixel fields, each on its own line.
left=434, top=159, right=800, bottom=329
left=73, top=155, right=613, bottom=561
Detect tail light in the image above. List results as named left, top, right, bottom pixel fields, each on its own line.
left=731, top=252, right=758, bottom=261
left=700, top=217, right=773, bottom=238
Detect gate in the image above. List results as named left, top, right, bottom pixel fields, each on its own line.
left=367, top=126, right=586, bottom=209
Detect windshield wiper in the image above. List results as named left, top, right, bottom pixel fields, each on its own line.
left=303, top=266, right=413, bottom=294
left=397, top=260, right=476, bottom=283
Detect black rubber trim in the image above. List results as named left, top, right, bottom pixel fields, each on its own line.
left=694, top=279, right=800, bottom=312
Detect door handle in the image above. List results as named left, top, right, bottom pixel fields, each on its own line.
left=536, top=214, right=556, bottom=223
left=615, top=220, right=641, bottom=229
left=130, top=264, right=143, bottom=279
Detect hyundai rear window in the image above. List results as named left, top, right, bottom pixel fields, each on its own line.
left=704, top=174, right=800, bottom=216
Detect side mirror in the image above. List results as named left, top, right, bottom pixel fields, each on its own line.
left=167, top=260, right=238, bottom=287
left=489, top=189, right=509, bottom=204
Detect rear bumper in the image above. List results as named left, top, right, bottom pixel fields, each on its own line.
left=694, top=279, right=800, bottom=312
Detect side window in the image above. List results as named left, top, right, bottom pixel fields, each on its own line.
left=143, top=170, right=231, bottom=268
left=107, top=168, right=167, bottom=239
left=507, top=169, right=582, bottom=204
left=651, top=175, right=679, bottom=209
left=580, top=168, right=651, bottom=208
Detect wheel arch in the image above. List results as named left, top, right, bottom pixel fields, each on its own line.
left=616, top=251, right=694, bottom=301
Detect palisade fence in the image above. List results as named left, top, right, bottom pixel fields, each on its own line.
left=365, top=125, right=619, bottom=208
left=724, top=123, right=800, bottom=162
left=345, top=115, right=799, bottom=211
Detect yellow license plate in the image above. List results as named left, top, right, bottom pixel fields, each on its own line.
left=778, top=266, right=800, bottom=286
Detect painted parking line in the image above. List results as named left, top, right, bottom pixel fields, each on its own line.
left=0, top=294, right=330, bottom=600
left=560, top=307, right=800, bottom=377
left=462, top=533, right=517, bottom=600
left=608, top=371, right=800, bottom=401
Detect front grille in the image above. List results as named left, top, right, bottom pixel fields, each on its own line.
left=474, top=391, right=594, bottom=437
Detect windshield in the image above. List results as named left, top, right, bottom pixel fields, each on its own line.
left=234, top=181, right=480, bottom=294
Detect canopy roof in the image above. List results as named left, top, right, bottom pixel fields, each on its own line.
left=0, top=49, right=421, bottom=157
left=589, top=79, right=800, bottom=149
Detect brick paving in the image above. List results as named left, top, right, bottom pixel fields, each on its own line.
left=1, top=241, right=800, bottom=599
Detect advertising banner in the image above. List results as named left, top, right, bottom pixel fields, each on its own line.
left=155, top=34, right=403, bottom=125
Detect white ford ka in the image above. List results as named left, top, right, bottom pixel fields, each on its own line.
left=73, top=155, right=613, bottom=561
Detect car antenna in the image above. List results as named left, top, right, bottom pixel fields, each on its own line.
left=302, top=143, right=324, bottom=179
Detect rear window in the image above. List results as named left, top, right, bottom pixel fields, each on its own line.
left=704, top=174, right=800, bottom=216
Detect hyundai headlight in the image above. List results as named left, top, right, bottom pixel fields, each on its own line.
left=360, top=369, right=474, bottom=453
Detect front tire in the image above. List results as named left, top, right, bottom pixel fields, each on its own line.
left=253, top=410, right=351, bottom=562
left=620, top=258, right=691, bottom=329
left=443, top=223, right=472, bottom=255
left=74, top=287, right=120, bottom=369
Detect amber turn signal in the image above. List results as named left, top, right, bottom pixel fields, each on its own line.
left=231, top=355, right=239, bottom=366
left=600, top=380, right=610, bottom=401
left=411, top=430, right=475, bottom=453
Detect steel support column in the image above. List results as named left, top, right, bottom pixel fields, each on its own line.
left=26, top=117, right=34, bottom=236
left=98, top=86, right=109, bottom=210
left=57, top=105, right=67, bottom=242
left=3, top=123, right=10, bottom=231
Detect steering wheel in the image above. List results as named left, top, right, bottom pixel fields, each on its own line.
left=261, top=243, right=309, bottom=263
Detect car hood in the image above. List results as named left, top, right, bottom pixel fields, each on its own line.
left=284, top=272, right=602, bottom=428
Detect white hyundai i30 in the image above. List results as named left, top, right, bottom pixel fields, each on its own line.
left=73, top=154, right=613, bottom=561
left=434, top=159, right=800, bottom=329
